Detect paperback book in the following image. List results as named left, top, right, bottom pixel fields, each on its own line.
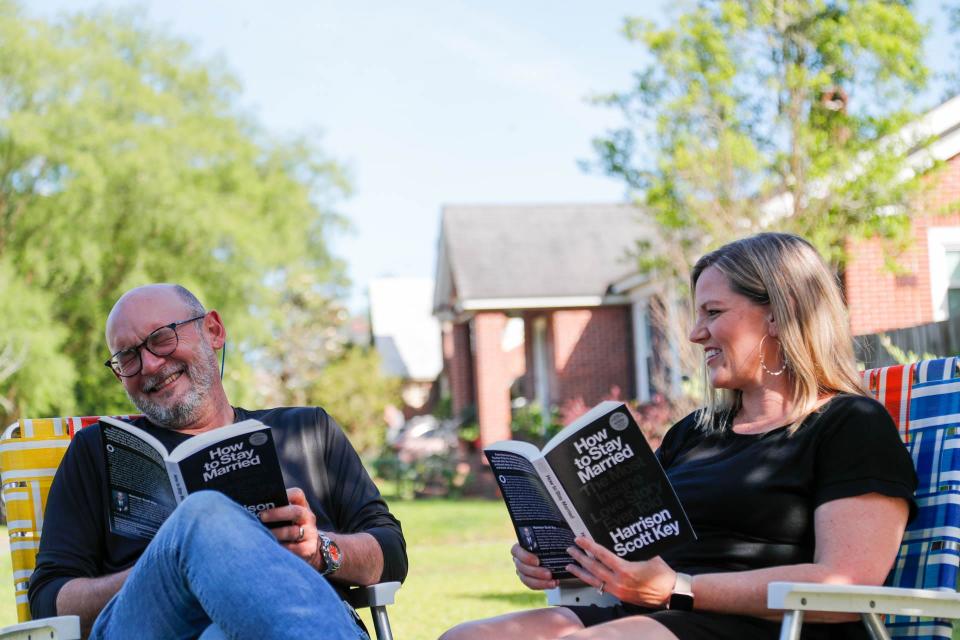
left=100, top=416, right=289, bottom=540
left=484, top=401, right=694, bottom=578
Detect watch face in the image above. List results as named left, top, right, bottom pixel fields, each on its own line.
left=669, top=593, right=694, bottom=611
left=319, top=534, right=342, bottom=575
left=328, top=540, right=342, bottom=565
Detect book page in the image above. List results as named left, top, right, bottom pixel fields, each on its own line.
left=100, top=419, right=176, bottom=540
left=485, top=448, right=576, bottom=579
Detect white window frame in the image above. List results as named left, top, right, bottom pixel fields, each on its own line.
left=927, top=226, right=960, bottom=321
left=532, top=316, right=550, bottom=412
left=630, top=300, right=652, bottom=403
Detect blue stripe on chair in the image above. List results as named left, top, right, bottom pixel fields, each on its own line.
left=884, top=360, right=960, bottom=640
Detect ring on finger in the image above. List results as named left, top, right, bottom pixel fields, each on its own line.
left=296, top=525, right=305, bottom=543
left=597, top=581, right=605, bottom=595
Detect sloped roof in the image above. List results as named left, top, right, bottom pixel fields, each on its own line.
left=434, top=203, right=650, bottom=312
left=369, top=277, right=442, bottom=381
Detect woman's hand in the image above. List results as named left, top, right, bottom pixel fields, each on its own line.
left=511, top=543, right=559, bottom=591
left=566, top=537, right=677, bottom=607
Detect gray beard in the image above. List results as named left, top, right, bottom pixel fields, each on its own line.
left=127, top=344, right=218, bottom=430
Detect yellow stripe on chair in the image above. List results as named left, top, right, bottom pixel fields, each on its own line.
left=1, top=420, right=80, bottom=622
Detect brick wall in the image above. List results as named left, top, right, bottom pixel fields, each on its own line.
left=551, top=306, right=633, bottom=407
left=846, top=153, right=960, bottom=335
left=441, top=321, right=474, bottom=417
left=473, top=311, right=515, bottom=446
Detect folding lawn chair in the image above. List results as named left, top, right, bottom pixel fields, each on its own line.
left=0, top=415, right=400, bottom=640
left=769, top=357, right=960, bottom=640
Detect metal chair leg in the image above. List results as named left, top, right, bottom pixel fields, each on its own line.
left=779, top=610, right=803, bottom=640
left=861, top=613, right=891, bottom=640
left=371, top=605, right=393, bottom=640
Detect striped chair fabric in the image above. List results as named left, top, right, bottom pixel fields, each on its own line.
left=0, top=416, right=138, bottom=622
left=863, top=357, right=960, bottom=640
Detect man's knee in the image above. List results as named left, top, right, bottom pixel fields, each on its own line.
left=160, top=491, right=256, bottom=541
left=175, top=491, right=246, bottom=522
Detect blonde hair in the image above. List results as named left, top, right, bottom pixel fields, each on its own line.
left=690, top=233, right=864, bottom=432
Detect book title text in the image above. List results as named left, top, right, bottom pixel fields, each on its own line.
left=202, top=441, right=261, bottom=481
left=571, top=428, right=635, bottom=484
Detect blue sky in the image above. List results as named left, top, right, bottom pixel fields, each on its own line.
left=27, top=1, right=957, bottom=311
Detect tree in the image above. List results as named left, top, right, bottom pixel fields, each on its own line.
left=592, top=0, right=931, bottom=284
left=0, top=1, right=349, bottom=423
left=255, top=335, right=403, bottom=455
left=948, top=3, right=960, bottom=97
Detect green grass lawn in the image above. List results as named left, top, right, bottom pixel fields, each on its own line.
left=355, top=499, right=542, bottom=638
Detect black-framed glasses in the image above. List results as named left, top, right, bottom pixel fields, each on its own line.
left=104, top=315, right=206, bottom=377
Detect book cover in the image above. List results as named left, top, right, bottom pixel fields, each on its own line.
left=100, top=417, right=289, bottom=540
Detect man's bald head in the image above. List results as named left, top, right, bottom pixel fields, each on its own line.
left=106, top=284, right=205, bottom=348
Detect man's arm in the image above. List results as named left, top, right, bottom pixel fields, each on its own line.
left=29, top=427, right=133, bottom=630
left=55, top=569, right=131, bottom=638
left=314, top=410, right=407, bottom=583
left=262, top=488, right=385, bottom=585
left=320, top=532, right=382, bottom=586
left=257, top=406, right=407, bottom=583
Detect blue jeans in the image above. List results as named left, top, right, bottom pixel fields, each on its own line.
left=90, top=491, right=369, bottom=640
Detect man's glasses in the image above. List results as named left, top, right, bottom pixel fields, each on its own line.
left=104, top=315, right=206, bottom=377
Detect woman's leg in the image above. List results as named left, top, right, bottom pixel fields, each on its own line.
left=440, top=607, right=680, bottom=640
left=560, top=617, right=679, bottom=640
left=440, top=607, right=584, bottom=640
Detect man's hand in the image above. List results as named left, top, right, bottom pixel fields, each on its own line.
left=258, top=487, right=385, bottom=585
left=259, top=487, right=325, bottom=570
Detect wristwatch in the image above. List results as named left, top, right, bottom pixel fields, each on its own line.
left=668, top=572, right=694, bottom=611
left=317, top=532, right=343, bottom=576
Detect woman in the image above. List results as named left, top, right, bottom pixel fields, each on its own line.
left=442, top=233, right=917, bottom=640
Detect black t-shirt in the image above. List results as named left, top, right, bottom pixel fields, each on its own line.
left=28, top=406, right=407, bottom=619
left=657, top=394, right=918, bottom=575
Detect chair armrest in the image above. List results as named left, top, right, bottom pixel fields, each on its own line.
left=546, top=584, right=619, bottom=608
left=0, top=616, right=80, bottom=639
left=768, top=582, right=960, bottom=619
left=345, top=581, right=401, bottom=609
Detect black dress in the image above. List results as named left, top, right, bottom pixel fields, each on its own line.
left=566, top=394, right=918, bottom=640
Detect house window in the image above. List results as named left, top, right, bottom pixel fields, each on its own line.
left=927, top=227, right=960, bottom=321
left=631, top=301, right=653, bottom=403
left=947, top=251, right=960, bottom=319
left=532, top=316, right=550, bottom=412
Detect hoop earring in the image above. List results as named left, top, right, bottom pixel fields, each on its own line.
left=759, top=335, right=787, bottom=376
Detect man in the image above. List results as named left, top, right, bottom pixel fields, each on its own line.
left=28, top=284, right=406, bottom=639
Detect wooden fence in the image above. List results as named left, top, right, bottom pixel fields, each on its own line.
left=855, top=316, right=960, bottom=369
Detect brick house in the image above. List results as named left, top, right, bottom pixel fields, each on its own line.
left=429, top=99, right=960, bottom=450
left=843, top=94, right=960, bottom=335
left=432, top=204, right=677, bottom=447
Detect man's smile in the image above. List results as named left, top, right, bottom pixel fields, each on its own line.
left=143, top=368, right=185, bottom=394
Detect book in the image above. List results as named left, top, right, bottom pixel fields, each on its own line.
left=99, top=416, right=289, bottom=540
left=484, top=401, right=695, bottom=579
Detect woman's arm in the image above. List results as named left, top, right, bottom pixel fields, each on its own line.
left=567, top=492, right=909, bottom=621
